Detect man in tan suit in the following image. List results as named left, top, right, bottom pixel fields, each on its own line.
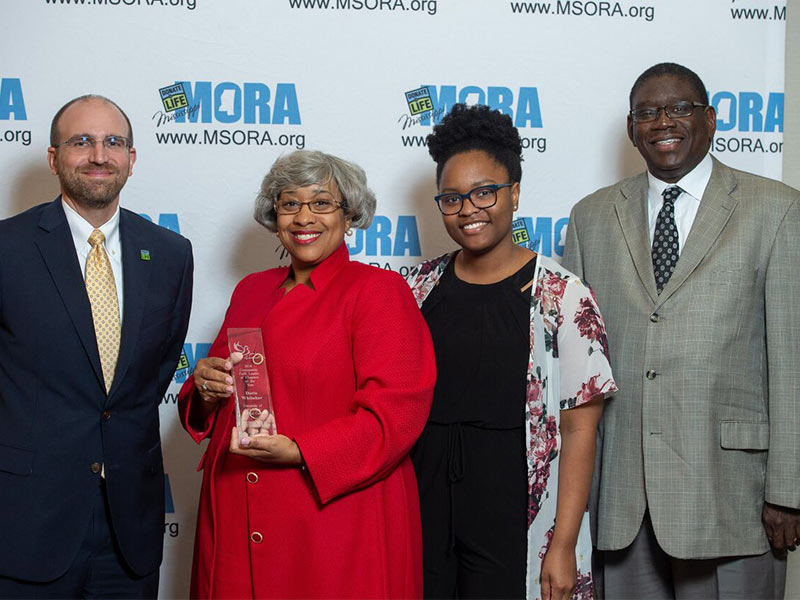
left=563, top=63, right=800, bottom=599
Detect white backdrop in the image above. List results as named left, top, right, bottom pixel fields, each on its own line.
left=0, top=1, right=790, bottom=597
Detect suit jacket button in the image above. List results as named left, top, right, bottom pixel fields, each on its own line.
left=250, top=531, right=263, bottom=544
left=90, top=462, right=102, bottom=474
left=646, top=370, right=657, bottom=380
left=650, top=313, right=660, bottom=323
left=246, top=472, right=259, bottom=484
left=102, top=410, right=112, bottom=421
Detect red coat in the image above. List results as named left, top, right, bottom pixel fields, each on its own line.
left=179, top=244, right=435, bottom=599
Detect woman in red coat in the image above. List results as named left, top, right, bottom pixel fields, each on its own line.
left=179, top=150, right=435, bottom=599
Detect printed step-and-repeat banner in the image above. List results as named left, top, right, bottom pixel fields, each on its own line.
left=0, top=1, right=788, bottom=597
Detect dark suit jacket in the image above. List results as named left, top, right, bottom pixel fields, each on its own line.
left=0, top=197, right=193, bottom=581
left=563, top=158, right=800, bottom=559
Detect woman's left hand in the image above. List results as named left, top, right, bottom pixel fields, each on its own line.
left=229, top=427, right=303, bottom=466
left=540, top=543, right=576, bottom=600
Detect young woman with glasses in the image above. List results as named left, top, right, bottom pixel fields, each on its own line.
left=407, top=104, right=617, bottom=600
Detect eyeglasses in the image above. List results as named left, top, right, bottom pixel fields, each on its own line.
left=434, top=183, right=513, bottom=215
left=53, top=135, right=132, bottom=151
left=275, top=198, right=344, bottom=215
left=629, top=102, right=708, bottom=123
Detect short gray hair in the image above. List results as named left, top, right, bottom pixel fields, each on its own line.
left=255, top=150, right=376, bottom=231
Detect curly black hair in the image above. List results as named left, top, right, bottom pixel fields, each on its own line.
left=426, top=103, right=523, bottom=185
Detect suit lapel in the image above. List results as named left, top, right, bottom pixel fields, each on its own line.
left=34, top=198, right=106, bottom=391
left=615, top=174, right=659, bottom=304
left=108, top=210, right=153, bottom=399
left=655, top=158, right=738, bottom=308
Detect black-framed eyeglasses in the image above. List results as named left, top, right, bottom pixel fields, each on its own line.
left=629, top=102, right=708, bottom=123
left=275, top=198, right=344, bottom=215
left=52, top=135, right=132, bottom=151
left=434, top=183, right=514, bottom=215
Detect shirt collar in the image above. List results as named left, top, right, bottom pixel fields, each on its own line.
left=61, top=196, right=121, bottom=251
left=278, top=242, right=351, bottom=291
left=647, top=152, right=713, bottom=203
left=307, top=242, right=350, bottom=290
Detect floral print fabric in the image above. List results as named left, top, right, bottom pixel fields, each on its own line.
left=407, top=253, right=617, bottom=600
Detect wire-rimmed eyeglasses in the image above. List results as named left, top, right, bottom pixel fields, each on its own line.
left=629, top=102, right=708, bottom=123
left=275, top=198, right=344, bottom=215
left=52, top=135, right=132, bottom=151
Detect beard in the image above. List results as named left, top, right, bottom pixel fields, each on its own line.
left=57, top=163, right=129, bottom=210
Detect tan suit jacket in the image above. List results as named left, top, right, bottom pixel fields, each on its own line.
left=562, top=157, right=800, bottom=559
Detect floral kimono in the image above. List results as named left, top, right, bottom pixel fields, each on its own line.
left=407, top=252, right=617, bottom=600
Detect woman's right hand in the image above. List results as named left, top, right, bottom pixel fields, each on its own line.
left=193, top=352, right=243, bottom=403
left=540, top=542, right=577, bottom=600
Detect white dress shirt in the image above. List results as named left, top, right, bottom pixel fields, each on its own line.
left=62, top=200, right=124, bottom=318
left=647, top=152, right=713, bottom=257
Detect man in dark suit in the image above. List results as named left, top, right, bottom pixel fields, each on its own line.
left=563, top=63, right=800, bottom=599
left=0, top=95, right=193, bottom=598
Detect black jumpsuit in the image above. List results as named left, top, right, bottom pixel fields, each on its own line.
left=411, top=257, right=536, bottom=599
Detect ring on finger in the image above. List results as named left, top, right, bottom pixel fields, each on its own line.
left=201, top=381, right=210, bottom=392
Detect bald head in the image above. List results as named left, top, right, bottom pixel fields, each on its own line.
left=50, top=95, right=133, bottom=147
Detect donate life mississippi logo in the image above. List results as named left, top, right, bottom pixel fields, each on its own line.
left=152, top=80, right=302, bottom=127
left=398, top=84, right=543, bottom=130
left=399, top=85, right=443, bottom=129
left=512, top=216, right=570, bottom=257
left=159, top=83, right=189, bottom=113
left=153, top=82, right=200, bottom=127
left=152, top=81, right=306, bottom=148
left=405, top=87, right=435, bottom=116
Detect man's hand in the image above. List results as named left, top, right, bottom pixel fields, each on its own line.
left=762, top=502, right=800, bottom=552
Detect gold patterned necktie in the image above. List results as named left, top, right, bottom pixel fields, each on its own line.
left=85, top=229, right=121, bottom=393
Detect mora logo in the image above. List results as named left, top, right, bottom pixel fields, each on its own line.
left=0, top=78, right=26, bottom=120
left=139, top=213, right=180, bottom=234
left=410, top=85, right=543, bottom=128
left=709, top=91, right=783, bottom=133
left=174, top=343, right=212, bottom=384
left=512, top=216, right=569, bottom=257
left=167, top=81, right=301, bottom=124
left=346, top=216, right=421, bottom=257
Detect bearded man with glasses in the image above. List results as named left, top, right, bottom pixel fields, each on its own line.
left=0, top=95, right=193, bottom=598
left=563, top=62, right=800, bottom=599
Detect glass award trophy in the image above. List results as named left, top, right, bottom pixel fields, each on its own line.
left=227, top=328, right=276, bottom=441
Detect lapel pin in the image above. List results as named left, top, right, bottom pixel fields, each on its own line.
left=140, top=249, right=151, bottom=261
